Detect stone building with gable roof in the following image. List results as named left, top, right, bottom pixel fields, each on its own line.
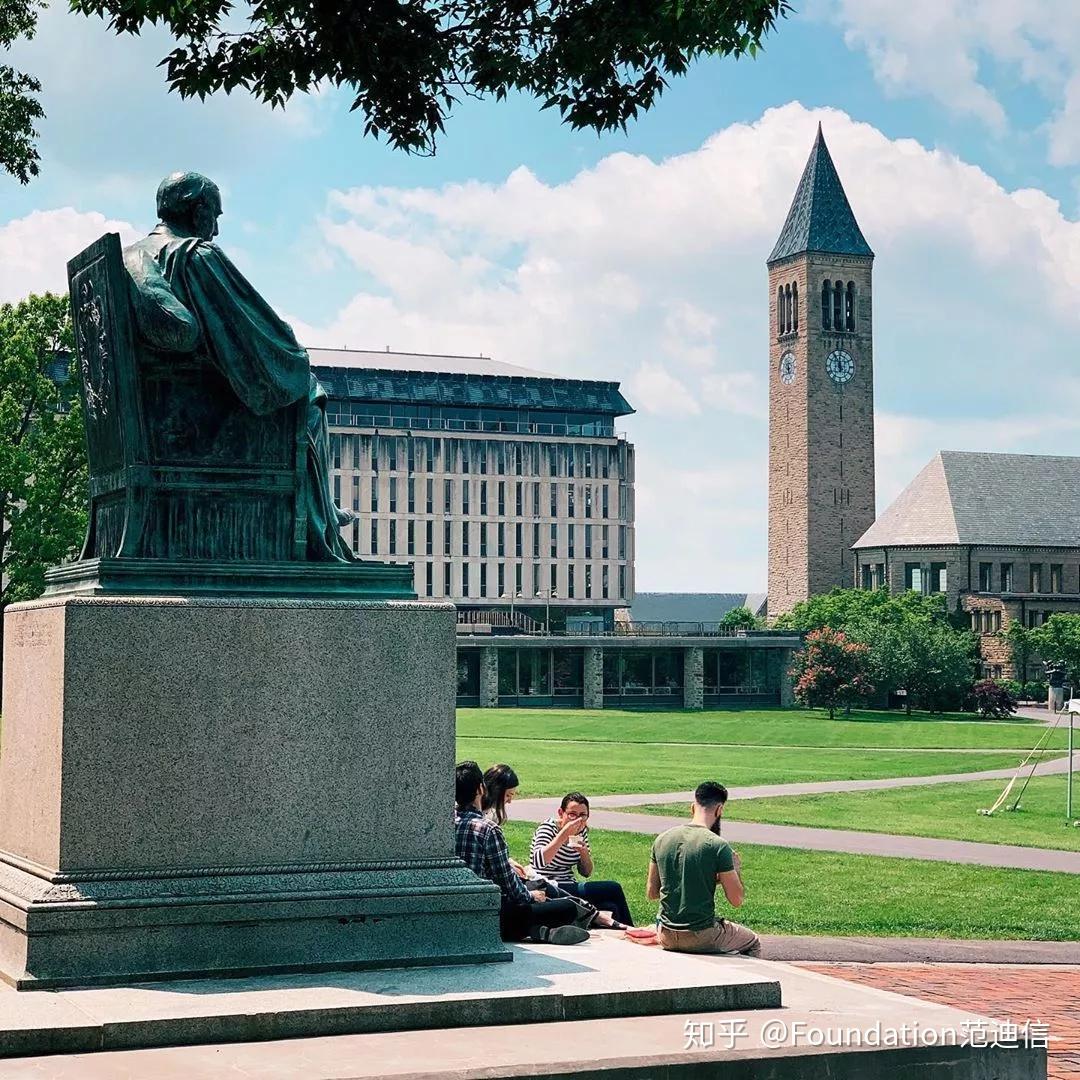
left=852, top=450, right=1080, bottom=679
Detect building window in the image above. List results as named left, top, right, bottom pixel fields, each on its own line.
left=516, top=482, right=523, bottom=516
left=426, top=521, right=433, bottom=556
left=498, top=522, right=506, bottom=557
left=602, top=525, right=610, bottom=559
left=793, top=281, right=799, bottom=331
left=821, top=280, right=832, bottom=330
left=480, top=563, right=487, bottom=597
left=1001, top=563, right=1013, bottom=592
left=585, top=524, right=593, bottom=559
left=550, top=564, right=558, bottom=593
left=498, top=562, right=505, bottom=595
left=462, top=522, right=469, bottom=557
left=388, top=439, right=397, bottom=472
left=585, top=564, right=593, bottom=599
left=567, top=449, right=575, bottom=478
left=929, top=562, right=947, bottom=594
left=389, top=520, right=397, bottom=554
left=443, top=523, right=451, bottom=557
left=407, top=520, right=415, bottom=555
left=426, top=478, right=433, bottom=514
left=480, top=480, right=487, bottom=515
left=568, top=524, right=575, bottom=559
left=461, top=444, right=470, bottom=474
left=583, top=447, right=593, bottom=478
left=480, top=523, right=488, bottom=557
left=833, top=279, right=843, bottom=332
left=462, top=563, right=469, bottom=597
left=548, top=446, right=558, bottom=477
left=568, top=484, right=575, bottom=517
left=515, top=523, right=523, bottom=557
left=407, top=439, right=415, bottom=473
left=462, top=480, right=469, bottom=515
left=904, top=563, right=923, bottom=592
left=533, top=481, right=540, bottom=516
left=584, top=487, right=593, bottom=518
left=979, top=562, right=992, bottom=592
left=845, top=281, right=855, bottom=331
left=1030, top=563, right=1043, bottom=593
left=861, top=564, right=873, bottom=590
left=619, top=565, right=626, bottom=599
left=389, top=477, right=397, bottom=513
left=619, top=525, right=627, bottom=559
left=550, top=523, right=558, bottom=558
left=443, top=479, right=452, bottom=514
left=602, top=565, right=610, bottom=599
left=407, top=476, right=415, bottom=513
left=550, top=484, right=558, bottom=517
left=994, top=610, right=1002, bottom=631
left=498, top=482, right=506, bottom=516
left=478, top=444, right=487, bottom=474
left=370, top=520, right=378, bottom=555
left=602, top=486, right=609, bottom=518
left=777, top=285, right=784, bottom=334
left=444, top=563, right=451, bottom=596
left=370, top=479, right=378, bottom=513
left=1051, top=564, right=1063, bottom=593
left=533, top=563, right=541, bottom=595
left=533, top=523, right=540, bottom=558
left=425, top=562, right=433, bottom=597
left=568, top=565, right=575, bottom=598
left=515, top=563, right=523, bottom=593
left=371, top=436, right=379, bottom=473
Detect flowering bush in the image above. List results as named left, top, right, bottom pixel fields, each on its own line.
left=789, top=627, right=875, bottom=719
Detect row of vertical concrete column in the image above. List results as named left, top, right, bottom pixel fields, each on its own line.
left=475, top=645, right=796, bottom=710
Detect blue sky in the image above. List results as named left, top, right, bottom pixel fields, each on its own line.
left=5, top=1, right=1080, bottom=591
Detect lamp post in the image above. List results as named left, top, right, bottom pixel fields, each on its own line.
left=545, top=590, right=558, bottom=635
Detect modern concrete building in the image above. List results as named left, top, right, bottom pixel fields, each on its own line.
left=313, top=349, right=636, bottom=631
left=853, top=450, right=1080, bottom=679
left=455, top=630, right=800, bottom=710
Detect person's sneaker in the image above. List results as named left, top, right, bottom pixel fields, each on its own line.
left=534, top=924, right=590, bottom=945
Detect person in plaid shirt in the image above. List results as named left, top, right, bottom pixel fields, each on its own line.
left=454, top=761, right=588, bottom=945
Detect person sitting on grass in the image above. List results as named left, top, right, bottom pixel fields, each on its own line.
left=646, top=780, right=761, bottom=958
left=454, top=760, right=588, bottom=946
left=529, top=792, right=634, bottom=927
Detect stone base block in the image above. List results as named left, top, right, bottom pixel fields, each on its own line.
left=0, top=595, right=507, bottom=989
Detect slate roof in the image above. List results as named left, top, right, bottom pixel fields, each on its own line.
left=768, top=124, right=873, bottom=264
left=630, top=593, right=768, bottom=622
left=854, top=451, right=1080, bottom=549
left=311, top=362, right=634, bottom=416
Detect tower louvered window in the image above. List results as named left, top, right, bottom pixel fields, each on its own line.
left=821, top=280, right=832, bottom=329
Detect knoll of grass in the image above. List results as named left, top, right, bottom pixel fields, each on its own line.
left=502, top=822, right=1080, bottom=940
left=458, top=734, right=1058, bottom=797
left=457, top=707, right=1066, bottom=752
left=636, top=776, right=1080, bottom=853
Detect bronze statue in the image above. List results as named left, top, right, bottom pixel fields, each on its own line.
left=122, top=172, right=355, bottom=562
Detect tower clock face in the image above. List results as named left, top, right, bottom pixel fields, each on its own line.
left=826, top=349, right=855, bottom=384
left=778, top=351, right=797, bottom=384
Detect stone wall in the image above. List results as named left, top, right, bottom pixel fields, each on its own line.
left=683, top=646, right=703, bottom=710
left=583, top=646, right=603, bottom=710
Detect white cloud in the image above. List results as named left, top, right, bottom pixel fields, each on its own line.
left=0, top=208, right=137, bottom=303
left=813, top=0, right=1080, bottom=164
left=298, top=101, right=1080, bottom=591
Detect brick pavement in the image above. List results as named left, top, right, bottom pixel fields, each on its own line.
left=802, top=963, right=1080, bottom=1079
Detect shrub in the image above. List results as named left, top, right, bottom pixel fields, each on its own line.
left=972, top=679, right=1018, bottom=719
left=1023, top=681, right=1048, bottom=701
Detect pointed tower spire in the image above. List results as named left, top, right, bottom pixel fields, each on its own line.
left=768, top=127, right=872, bottom=264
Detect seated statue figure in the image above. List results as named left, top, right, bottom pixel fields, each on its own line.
left=122, top=171, right=355, bottom=562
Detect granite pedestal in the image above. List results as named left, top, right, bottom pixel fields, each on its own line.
left=0, top=595, right=508, bottom=989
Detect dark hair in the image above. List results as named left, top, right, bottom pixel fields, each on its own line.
left=694, top=781, right=728, bottom=809
left=455, top=760, right=483, bottom=809
left=156, top=171, right=220, bottom=223
left=559, top=791, right=590, bottom=812
left=481, top=763, right=519, bottom=825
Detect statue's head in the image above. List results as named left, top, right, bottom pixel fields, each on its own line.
left=156, top=172, right=222, bottom=241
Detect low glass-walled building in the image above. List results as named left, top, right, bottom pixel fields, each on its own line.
left=456, top=632, right=801, bottom=709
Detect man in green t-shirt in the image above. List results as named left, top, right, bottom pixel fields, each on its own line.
left=646, top=781, right=761, bottom=957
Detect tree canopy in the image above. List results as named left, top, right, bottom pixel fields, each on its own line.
left=0, top=294, right=87, bottom=633
left=2, top=0, right=791, bottom=181
left=789, top=627, right=874, bottom=719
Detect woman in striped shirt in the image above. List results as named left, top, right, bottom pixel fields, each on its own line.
left=530, top=792, right=634, bottom=926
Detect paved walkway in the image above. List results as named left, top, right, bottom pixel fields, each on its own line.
left=763, top=935, right=1080, bottom=964
left=512, top=751, right=1080, bottom=873
left=801, top=963, right=1080, bottom=1079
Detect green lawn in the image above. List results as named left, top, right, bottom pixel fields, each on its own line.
left=458, top=707, right=1067, bottom=751
left=459, top=735, right=1057, bottom=797
left=634, top=776, right=1080, bottom=852
left=502, top=822, right=1080, bottom=940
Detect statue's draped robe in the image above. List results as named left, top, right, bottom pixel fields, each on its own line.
left=124, top=225, right=354, bottom=561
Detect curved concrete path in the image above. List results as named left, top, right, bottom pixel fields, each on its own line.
left=511, top=751, right=1080, bottom=874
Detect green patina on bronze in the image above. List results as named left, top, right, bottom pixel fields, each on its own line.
left=53, top=172, right=412, bottom=600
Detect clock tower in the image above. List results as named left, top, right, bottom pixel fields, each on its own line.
left=767, top=125, right=875, bottom=618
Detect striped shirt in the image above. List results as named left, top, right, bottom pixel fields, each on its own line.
left=530, top=817, right=590, bottom=884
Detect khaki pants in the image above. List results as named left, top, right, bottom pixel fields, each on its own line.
left=657, top=919, right=762, bottom=958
